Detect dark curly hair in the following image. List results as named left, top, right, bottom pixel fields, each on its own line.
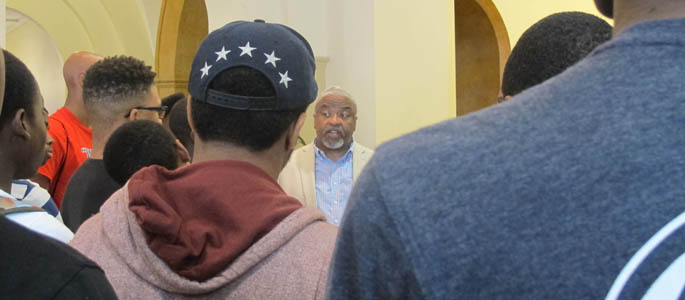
left=83, top=55, right=156, bottom=126
left=161, top=92, right=186, bottom=112
left=103, top=120, right=179, bottom=185
left=191, top=67, right=306, bottom=152
left=501, top=12, right=612, bottom=97
left=0, top=49, right=39, bottom=128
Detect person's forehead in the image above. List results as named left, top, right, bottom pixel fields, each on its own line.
left=316, top=94, right=355, bottom=110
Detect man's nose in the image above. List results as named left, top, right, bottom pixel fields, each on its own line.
left=46, top=133, right=54, bottom=145
left=328, top=114, right=342, bottom=124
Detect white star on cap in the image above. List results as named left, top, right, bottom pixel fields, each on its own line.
left=215, top=46, right=231, bottom=61
left=239, top=42, right=257, bottom=57
left=264, top=51, right=281, bottom=68
left=200, top=62, right=212, bottom=79
left=279, top=71, right=292, bottom=88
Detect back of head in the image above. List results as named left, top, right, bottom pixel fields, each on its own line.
left=188, top=20, right=318, bottom=153
left=82, top=56, right=156, bottom=129
left=167, top=98, right=194, bottom=157
left=162, top=92, right=186, bottom=109
left=0, top=50, right=39, bottom=129
left=501, top=12, right=612, bottom=97
left=103, top=120, right=179, bottom=185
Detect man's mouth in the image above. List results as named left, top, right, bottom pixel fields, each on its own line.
left=325, top=129, right=344, bottom=137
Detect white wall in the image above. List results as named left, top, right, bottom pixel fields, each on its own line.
left=6, top=9, right=65, bottom=114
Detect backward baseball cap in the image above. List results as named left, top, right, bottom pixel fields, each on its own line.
left=188, top=20, right=318, bottom=111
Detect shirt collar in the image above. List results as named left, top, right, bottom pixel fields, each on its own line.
left=313, top=139, right=355, bottom=162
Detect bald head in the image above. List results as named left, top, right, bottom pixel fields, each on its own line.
left=63, top=51, right=102, bottom=95
left=62, top=51, right=102, bottom=124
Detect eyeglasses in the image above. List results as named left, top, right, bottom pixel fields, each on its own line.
left=124, top=105, right=169, bottom=119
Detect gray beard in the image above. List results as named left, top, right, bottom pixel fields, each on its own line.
left=322, top=137, right=344, bottom=149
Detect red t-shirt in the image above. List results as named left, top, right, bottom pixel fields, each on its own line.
left=38, top=107, right=92, bottom=208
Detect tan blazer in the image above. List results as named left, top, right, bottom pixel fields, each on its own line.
left=278, top=142, right=374, bottom=208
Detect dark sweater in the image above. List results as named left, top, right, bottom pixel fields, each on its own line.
left=0, top=215, right=117, bottom=299
left=62, top=159, right=121, bottom=232
left=327, top=19, right=685, bottom=299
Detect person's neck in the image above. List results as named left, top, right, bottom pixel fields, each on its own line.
left=0, top=162, right=13, bottom=193
left=90, top=126, right=119, bottom=160
left=315, top=139, right=352, bottom=162
left=613, top=0, right=685, bottom=35
left=64, top=94, right=89, bottom=126
left=0, top=144, right=16, bottom=192
left=192, top=140, right=285, bottom=180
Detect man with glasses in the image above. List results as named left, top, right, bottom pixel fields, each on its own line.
left=61, top=55, right=160, bottom=232
left=278, top=86, right=373, bottom=226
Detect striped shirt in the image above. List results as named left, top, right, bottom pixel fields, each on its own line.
left=11, top=179, right=63, bottom=221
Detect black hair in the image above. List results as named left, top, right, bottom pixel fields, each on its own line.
left=501, top=12, right=612, bottom=96
left=82, top=55, right=156, bottom=125
left=168, top=98, right=194, bottom=157
left=162, top=92, right=186, bottom=114
left=191, top=67, right=306, bottom=152
left=0, top=50, right=39, bottom=128
left=103, top=120, right=179, bottom=185
left=595, top=0, right=613, bottom=18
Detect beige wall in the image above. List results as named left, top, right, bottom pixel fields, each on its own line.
left=6, top=10, right=65, bottom=114
left=7, top=0, right=155, bottom=66
left=4, top=0, right=611, bottom=147
left=325, top=0, right=375, bottom=147
left=374, top=1, right=457, bottom=145
left=0, top=0, right=5, bottom=47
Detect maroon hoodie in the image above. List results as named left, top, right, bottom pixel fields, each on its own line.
left=127, top=160, right=302, bottom=281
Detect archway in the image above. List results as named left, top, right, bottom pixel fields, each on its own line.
left=455, top=0, right=510, bottom=116
left=155, top=0, right=208, bottom=97
left=6, top=8, right=65, bottom=114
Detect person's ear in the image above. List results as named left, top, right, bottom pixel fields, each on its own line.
left=78, top=72, right=86, bottom=87
left=11, top=108, right=30, bottom=140
left=127, top=108, right=139, bottom=121
left=285, top=112, right=307, bottom=151
left=174, top=139, right=191, bottom=166
left=504, top=95, right=512, bottom=101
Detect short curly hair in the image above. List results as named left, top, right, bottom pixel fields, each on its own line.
left=103, top=120, right=179, bottom=185
left=83, top=55, right=156, bottom=126
left=501, top=12, right=612, bottom=97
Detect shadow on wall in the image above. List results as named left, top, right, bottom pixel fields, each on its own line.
left=6, top=8, right=65, bottom=114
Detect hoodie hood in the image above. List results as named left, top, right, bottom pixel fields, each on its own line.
left=126, top=160, right=302, bottom=282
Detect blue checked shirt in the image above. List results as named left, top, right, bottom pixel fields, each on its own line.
left=314, top=141, right=355, bottom=226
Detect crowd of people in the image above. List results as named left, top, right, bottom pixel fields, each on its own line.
left=0, top=0, right=683, bottom=298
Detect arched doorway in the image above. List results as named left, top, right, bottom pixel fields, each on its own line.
left=455, top=0, right=509, bottom=116
left=155, top=0, right=208, bottom=97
